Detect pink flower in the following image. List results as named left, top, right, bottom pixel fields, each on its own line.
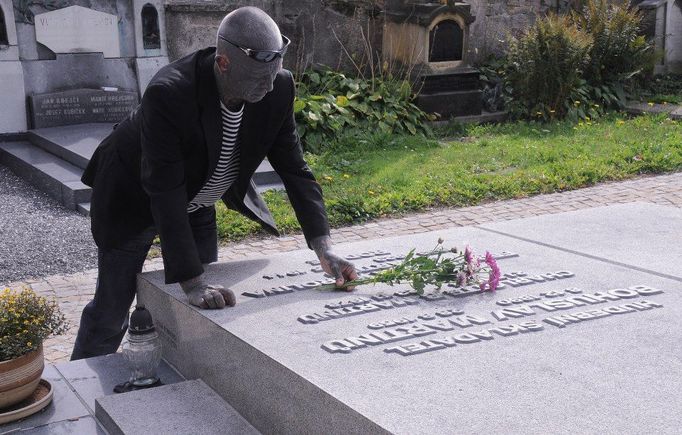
left=481, top=251, right=501, bottom=291
left=464, top=245, right=480, bottom=278
left=464, top=245, right=473, bottom=264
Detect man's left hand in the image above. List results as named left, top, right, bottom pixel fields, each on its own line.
left=311, top=236, right=358, bottom=290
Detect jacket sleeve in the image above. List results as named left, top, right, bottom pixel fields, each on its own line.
left=140, top=83, right=203, bottom=284
left=267, top=71, right=330, bottom=247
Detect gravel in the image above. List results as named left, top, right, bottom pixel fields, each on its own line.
left=0, top=165, right=97, bottom=284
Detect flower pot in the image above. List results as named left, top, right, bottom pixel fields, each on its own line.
left=0, top=345, right=45, bottom=409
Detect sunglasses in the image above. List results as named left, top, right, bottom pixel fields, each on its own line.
left=218, top=35, right=290, bottom=63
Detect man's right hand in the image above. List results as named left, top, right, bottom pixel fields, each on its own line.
left=180, top=275, right=236, bottom=309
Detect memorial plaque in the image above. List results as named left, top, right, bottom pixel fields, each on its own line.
left=30, top=89, right=137, bottom=128
left=138, top=204, right=682, bottom=435
left=34, top=6, right=121, bottom=58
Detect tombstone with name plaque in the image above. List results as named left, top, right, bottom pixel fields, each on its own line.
left=133, top=203, right=682, bottom=435
left=29, top=88, right=138, bottom=128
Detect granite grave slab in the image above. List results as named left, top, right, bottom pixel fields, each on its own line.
left=138, top=204, right=682, bottom=435
left=480, top=203, right=682, bottom=281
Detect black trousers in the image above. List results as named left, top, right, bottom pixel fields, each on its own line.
left=71, top=206, right=218, bottom=360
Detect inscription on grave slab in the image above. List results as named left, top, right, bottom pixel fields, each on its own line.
left=30, top=89, right=137, bottom=128
left=319, top=285, right=665, bottom=355
left=34, top=6, right=120, bottom=58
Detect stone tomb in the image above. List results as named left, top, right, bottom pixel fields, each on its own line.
left=137, top=203, right=682, bottom=434
left=29, top=88, right=137, bottom=129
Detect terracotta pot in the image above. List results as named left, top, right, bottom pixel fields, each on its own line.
left=0, top=345, right=45, bottom=409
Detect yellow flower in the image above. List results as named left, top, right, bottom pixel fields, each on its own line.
left=616, top=120, right=625, bottom=125
left=323, top=175, right=333, bottom=182
left=647, top=102, right=654, bottom=107
left=368, top=190, right=375, bottom=195
left=342, top=174, right=350, bottom=179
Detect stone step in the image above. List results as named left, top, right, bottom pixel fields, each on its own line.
left=1, top=353, right=186, bottom=435
left=26, top=123, right=283, bottom=190
left=1, top=123, right=283, bottom=213
left=78, top=202, right=91, bottom=216
left=254, top=159, right=283, bottom=190
left=95, top=379, right=260, bottom=435
left=28, top=123, right=114, bottom=169
left=0, top=140, right=91, bottom=211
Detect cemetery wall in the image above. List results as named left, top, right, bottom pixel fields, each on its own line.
left=164, top=0, right=381, bottom=73
left=164, top=0, right=557, bottom=69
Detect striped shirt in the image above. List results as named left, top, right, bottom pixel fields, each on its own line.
left=187, top=102, right=243, bottom=213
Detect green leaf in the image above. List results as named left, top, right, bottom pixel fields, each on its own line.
left=293, top=99, right=306, bottom=113
left=336, top=95, right=350, bottom=107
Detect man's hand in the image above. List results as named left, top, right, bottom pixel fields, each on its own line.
left=311, top=235, right=358, bottom=291
left=180, top=274, right=236, bottom=309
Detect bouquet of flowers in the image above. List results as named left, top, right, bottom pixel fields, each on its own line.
left=318, top=239, right=501, bottom=294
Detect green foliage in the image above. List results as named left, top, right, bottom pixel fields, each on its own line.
left=633, top=74, right=682, bottom=104
left=294, top=68, right=434, bottom=153
left=1, top=287, right=68, bottom=361
left=506, top=14, right=592, bottom=121
left=215, top=114, right=682, bottom=242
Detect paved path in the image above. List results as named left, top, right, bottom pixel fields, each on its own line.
left=4, top=172, right=682, bottom=363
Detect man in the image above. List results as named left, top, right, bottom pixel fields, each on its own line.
left=71, top=7, right=357, bottom=360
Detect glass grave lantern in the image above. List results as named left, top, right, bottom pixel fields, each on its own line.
left=115, top=304, right=163, bottom=393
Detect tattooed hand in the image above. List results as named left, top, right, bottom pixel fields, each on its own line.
left=180, top=274, right=236, bottom=309
left=310, top=235, right=359, bottom=291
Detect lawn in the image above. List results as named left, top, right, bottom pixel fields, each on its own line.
left=215, top=113, right=682, bottom=242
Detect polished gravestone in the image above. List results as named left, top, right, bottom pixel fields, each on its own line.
left=29, top=88, right=137, bottom=129
left=138, top=203, right=682, bottom=434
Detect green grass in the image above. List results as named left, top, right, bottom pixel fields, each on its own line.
left=216, top=113, right=682, bottom=243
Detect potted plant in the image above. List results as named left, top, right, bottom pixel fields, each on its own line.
left=0, top=287, right=67, bottom=409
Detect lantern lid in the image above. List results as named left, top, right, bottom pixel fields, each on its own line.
left=129, top=304, right=155, bottom=335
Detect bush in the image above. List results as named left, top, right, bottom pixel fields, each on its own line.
left=294, top=68, right=435, bottom=154
left=501, top=1, right=656, bottom=122
left=506, top=14, right=592, bottom=121
left=571, top=0, right=657, bottom=108
left=573, top=0, right=656, bottom=88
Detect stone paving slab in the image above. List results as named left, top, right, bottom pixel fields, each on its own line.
left=2, top=172, right=682, bottom=364
left=0, top=365, right=91, bottom=434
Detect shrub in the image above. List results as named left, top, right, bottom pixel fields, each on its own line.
left=572, top=0, right=656, bottom=88
left=506, top=14, right=592, bottom=121
left=294, top=68, right=435, bottom=154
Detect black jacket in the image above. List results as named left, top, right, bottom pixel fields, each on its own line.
left=82, top=47, right=329, bottom=283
